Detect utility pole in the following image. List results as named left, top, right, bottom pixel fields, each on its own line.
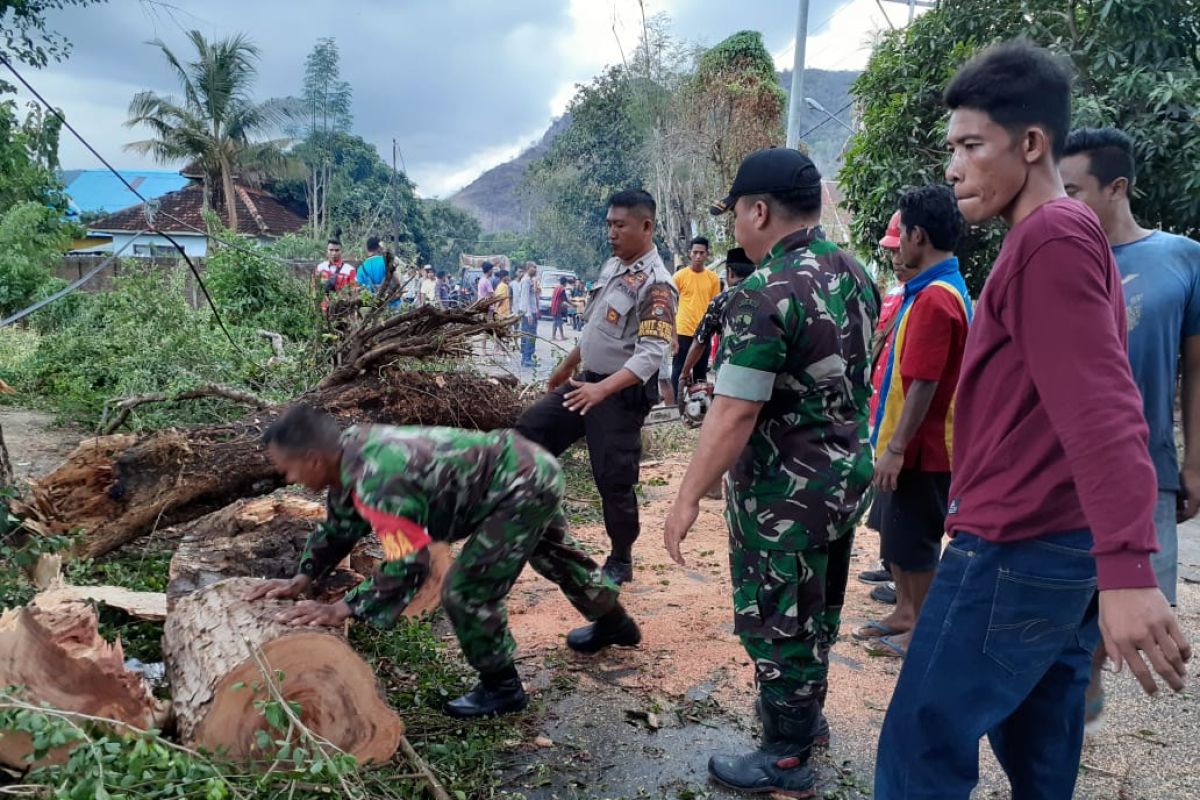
left=881, top=0, right=936, bottom=24
left=785, top=0, right=810, bottom=149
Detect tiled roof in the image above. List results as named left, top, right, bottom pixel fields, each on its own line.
left=66, top=170, right=191, bottom=215
left=88, top=181, right=305, bottom=238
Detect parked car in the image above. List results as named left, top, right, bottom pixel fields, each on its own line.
left=538, top=269, right=579, bottom=315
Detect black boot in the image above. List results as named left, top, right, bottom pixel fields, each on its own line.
left=755, top=697, right=829, bottom=748
left=566, top=605, right=642, bottom=653
left=709, top=699, right=818, bottom=798
left=445, top=666, right=528, bottom=719
left=602, top=555, right=633, bottom=585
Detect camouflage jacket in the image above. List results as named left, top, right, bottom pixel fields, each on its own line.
left=714, top=227, right=880, bottom=551
left=298, top=425, right=531, bottom=626
left=693, top=285, right=735, bottom=352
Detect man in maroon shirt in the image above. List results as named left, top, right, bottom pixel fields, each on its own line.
left=874, top=40, right=1190, bottom=800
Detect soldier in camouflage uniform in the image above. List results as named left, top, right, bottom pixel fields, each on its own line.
left=245, top=405, right=642, bottom=719
left=664, top=148, right=879, bottom=797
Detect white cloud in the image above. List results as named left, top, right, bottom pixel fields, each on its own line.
left=773, top=0, right=930, bottom=72
left=413, top=123, right=549, bottom=199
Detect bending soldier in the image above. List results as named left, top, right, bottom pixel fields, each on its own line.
left=245, top=406, right=641, bottom=718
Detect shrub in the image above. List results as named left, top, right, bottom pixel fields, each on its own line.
left=0, top=202, right=75, bottom=318
left=23, top=264, right=320, bottom=429
left=204, top=241, right=320, bottom=343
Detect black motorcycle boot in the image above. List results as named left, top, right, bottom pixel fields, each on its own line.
left=708, top=699, right=819, bottom=798
left=445, top=665, right=528, bottom=718
left=566, top=604, right=642, bottom=653
left=754, top=694, right=829, bottom=749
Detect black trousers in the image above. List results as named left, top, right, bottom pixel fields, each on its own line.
left=514, top=373, right=656, bottom=559
left=671, top=334, right=709, bottom=396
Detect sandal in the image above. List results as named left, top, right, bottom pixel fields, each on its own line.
left=865, top=635, right=908, bottom=659
left=852, top=620, right=903, bottom=641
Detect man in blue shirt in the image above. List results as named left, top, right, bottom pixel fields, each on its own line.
left=356, top=236, right=391, bottom=295
left=1061, top=126, right=1200, bottom=729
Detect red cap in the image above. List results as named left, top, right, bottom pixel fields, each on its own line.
left=878, top=211, right=902, bottom=249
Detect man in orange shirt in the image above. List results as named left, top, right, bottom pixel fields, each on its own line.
left=671, top=236, right=721, bottom=396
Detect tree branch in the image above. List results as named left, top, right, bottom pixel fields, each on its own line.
left=100, top=384, right=270, bottom=435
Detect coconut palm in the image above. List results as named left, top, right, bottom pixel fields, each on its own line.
left=125, top=30, right=288, bottom=232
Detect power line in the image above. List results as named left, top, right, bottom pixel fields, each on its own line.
left=796, top=99, right=855, bottom=142
left=0, top=51, right=283, bottom=352
left=0, top=51, right=299, bottom=273
left=0, top=231, right=147, bottom=328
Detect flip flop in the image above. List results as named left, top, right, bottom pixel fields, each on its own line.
left=866, top=635, right=907, bottom=659
left=852, top=620, right=902, bottom=641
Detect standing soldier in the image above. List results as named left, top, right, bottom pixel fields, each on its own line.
left=245, top=405, right=641, bottom=719
left=516, top=189, right=678, bottom=585
left=664, top=149, right=879, bottom=796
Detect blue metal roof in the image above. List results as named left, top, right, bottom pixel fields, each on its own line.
left=65, top=170, right=192, bottom=215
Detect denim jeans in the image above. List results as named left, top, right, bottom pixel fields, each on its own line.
left=520, top=315, right=538, bottom=364
left=1151, top=490, right=1178, bottom=606
left=874, top=529, right=1100, bottom=800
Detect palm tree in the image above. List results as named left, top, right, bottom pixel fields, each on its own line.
left=125, top=30, right=287, bottom=232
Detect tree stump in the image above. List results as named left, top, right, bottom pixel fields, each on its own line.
left=166, top=493, right=451, bottom=617
left=163, top=578, right=403, bottom=764
left=0, top=589, right=167, bottom=769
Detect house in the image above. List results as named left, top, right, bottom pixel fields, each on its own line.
left=64, top=169, right=191, bottom=217
left=83, top=180, right=306, bottom=258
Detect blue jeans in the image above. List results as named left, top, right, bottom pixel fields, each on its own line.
left=1151, top=490, right=1178, bottom=606
left=874, top=530, right=1100, bottom=800
left=520, top=315, right=538, bottom=364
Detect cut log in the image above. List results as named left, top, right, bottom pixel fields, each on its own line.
left=163, top=577, right=403, bottom=763
left=167, top=493, right=451, bottom=618
left=24, top=370, right=524, bottom=558
left=0, top=589, right=167, bottom=769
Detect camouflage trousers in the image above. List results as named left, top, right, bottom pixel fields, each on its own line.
left=729, top=533, right=854, bottom=710
left=441, top=445, right=621, bottom=676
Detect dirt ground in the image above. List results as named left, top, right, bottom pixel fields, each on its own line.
left=4, top=410, right=1198, bottom=799
left=503, top=457, right=1200, bottom=800
left=0, top=407, right=82, bottom=482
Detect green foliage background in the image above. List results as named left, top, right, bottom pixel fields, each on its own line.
left=840, top=0, right=1200, bottom=295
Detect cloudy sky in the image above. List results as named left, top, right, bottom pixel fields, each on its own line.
left=21, top=0, right=918, bottom=198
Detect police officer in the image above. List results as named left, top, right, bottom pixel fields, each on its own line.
left=663, top=149, right=879, bottom=796
left=515, top=189, right=678, bottom=586
left=245, top=405, right=642, bottom=719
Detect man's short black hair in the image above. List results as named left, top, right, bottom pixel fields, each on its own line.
left=262, top=405, right=342, bottom=454
left=437, top=270, right=447, bottom=279
left=689, top=236, right=710, bottom=251
left=327, top=238, right=341, bottom=247
left=367, top=235, right=381, bottom=251
left=898, top=184, right=965, bottom=253
left=497, top=269, right=508, bottom=279
left=1063, top=127, right=1137, bottom=188
left=741, top=184, right=823, bottom=221
left=481, top=261, right=493, bottom=273
left=944, top=39, right=1073, bottom=159
left=559, top=275, right=569, bottom=285
left=608, top=189, right=656, bottom=219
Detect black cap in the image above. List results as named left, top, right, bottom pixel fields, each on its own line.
left=710, top=147, right=822, bottom=215
left=725, top=247, right=756, bottom=278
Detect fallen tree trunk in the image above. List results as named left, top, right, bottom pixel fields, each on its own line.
left=0, top=589, right=167, bottom=769
left=163, top=577, right=403, bottom=764
left=23, top=370, right=523, bottom=558
left=167, top=494, right=450, bottom=617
